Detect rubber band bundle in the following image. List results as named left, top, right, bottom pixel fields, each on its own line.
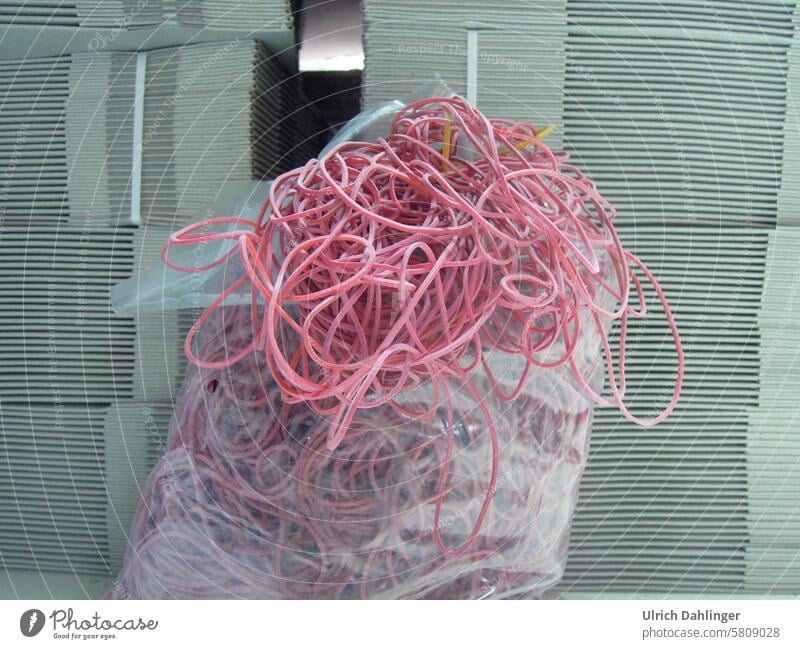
left=112, top=95, right=683, bottom=599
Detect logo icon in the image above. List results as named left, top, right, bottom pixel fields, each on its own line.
left=20, top=609, right=45, bottom=638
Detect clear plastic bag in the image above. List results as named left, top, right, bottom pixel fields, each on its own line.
left=110, top=82, right=612, bottom=599
left=111, top=302, right=605, bottom=599
left=110, top=180, right=270, bottom=315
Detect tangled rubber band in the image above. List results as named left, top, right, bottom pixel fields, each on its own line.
left=115, top=95, right=684, bottom=598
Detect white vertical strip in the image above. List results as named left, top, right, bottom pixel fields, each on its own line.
left=130, top=52, right=147, bottom=226
left=466, top=29, right=478, bottom=105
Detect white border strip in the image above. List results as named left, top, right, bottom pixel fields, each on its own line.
left=130, top=52, right=147, bottom=226
left=0, top=600, right=797, bottom=647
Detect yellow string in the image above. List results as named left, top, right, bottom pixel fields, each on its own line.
left=443, top=116, right=554, bottom=165
left=498, top=124, right=555, bottom=155
left=441, top=110, right=453, bottom=170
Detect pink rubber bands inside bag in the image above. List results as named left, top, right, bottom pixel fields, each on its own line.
left=110, top=90, right=683, bottom=599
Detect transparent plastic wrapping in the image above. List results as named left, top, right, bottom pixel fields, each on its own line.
left=111, top=180, right=270, bottom=315
left=111, top=82, right=616, bottom=599
left=111, top=300, right=606, bottom=599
